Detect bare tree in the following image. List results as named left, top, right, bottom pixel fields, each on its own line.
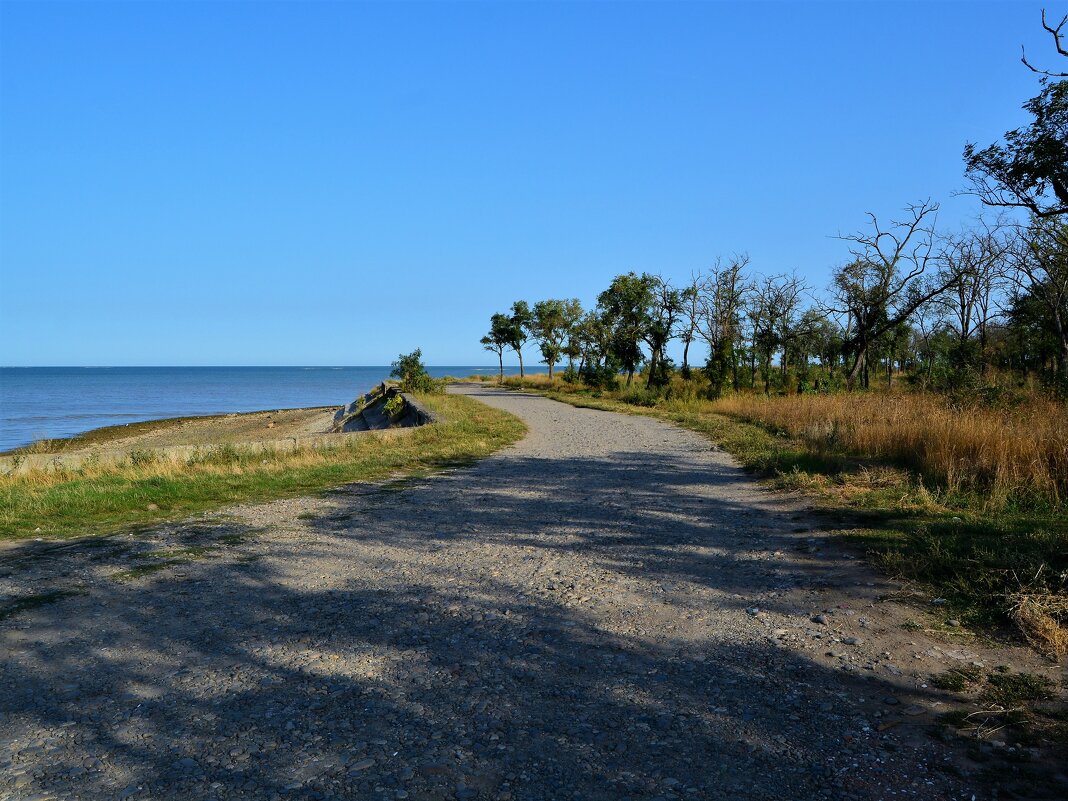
left=936, top=220, right=1011, bottom=374
left=831, top=201, right=962, bottom=389
left=771, top=272, right=809, bottom=377
left=696, top=256, right=749, bottom=394
left=678, top=270, right=705, bottom=378
left=1021, top=9, right=1068, bottom=78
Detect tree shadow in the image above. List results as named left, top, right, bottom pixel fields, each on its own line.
left=0, top=444, right=1003, bottom=800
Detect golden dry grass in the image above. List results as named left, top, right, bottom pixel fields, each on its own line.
left=710, top=392, right=1068, bottom=508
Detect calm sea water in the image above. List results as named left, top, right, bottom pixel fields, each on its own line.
left=0, top=366, right=540, bottom=452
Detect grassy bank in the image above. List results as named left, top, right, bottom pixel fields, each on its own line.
left=491, top=374, right=1068, bottom=658
left=0, top=393, right=526, bottom=542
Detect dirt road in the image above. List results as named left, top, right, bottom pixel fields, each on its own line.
left=0, top=385, right=1050, bottom=800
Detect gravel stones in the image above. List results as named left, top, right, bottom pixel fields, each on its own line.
left=0, top=385, right=1012, bottom=800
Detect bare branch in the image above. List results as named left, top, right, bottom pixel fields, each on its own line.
left=1021, top=9, right=1068, bottom=77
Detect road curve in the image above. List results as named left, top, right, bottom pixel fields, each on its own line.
left=0, top=385, right=983, bottom=800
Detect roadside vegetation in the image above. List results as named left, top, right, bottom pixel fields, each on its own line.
left=485, top=372, right=1067, bottom=658
left=472, top=28, right=1068, bottom=656
left=0, top=391, right=526, bottom=542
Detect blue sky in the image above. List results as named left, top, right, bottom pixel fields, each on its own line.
left=0, top=0, right=1055, bottom=366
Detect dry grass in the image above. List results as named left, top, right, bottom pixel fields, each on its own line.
left=487, top=374, right=1068, bottom=656
left=710, top=392, right=1068, bottom=509
left=1010, top=593, right=1068, bottom=660
left=0, top=393, right=527, bottom=540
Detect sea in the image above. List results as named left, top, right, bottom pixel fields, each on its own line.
left=0, top=366, right=542, bottom=452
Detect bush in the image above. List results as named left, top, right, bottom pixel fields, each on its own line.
left=580, top=361, right=620, bottom=390
left=620, top=387, right=662, bottom=407
left=383, top=395, right=405, bottom=418
left=391, top=349, right=436, bottom=393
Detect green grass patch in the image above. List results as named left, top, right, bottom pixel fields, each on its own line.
left=932, top=666, right=985, bottom=692
left=984, top=671, right=1056, bottom=706
left=1, top=394, right=526, bottom=542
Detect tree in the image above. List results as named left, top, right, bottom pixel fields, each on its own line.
left=831, top=201, right=962, bottom=389
left=390, top=349, right=433, bottom=393
left=480, top=312, right=512, bottom=382
left=964, top=11, right=1068, bottom=218
left=1010, top=216, right=1068, bottom=379
left=560, top=298, right=585, bottom=372
left=531, top=299, right=576, bottom=379
left=678, top=271, right=704, bottom=379
left=935, top=221, right=1010, bottom=375
left=1020, top=9, right=1068, bottom=78
left=642, top=276, right=684, bottom=388
left=598, top=272, right=655, bottom=387
left=697, top=256, right=749, bottom=396
left=506, top=301, right=534, bottom=378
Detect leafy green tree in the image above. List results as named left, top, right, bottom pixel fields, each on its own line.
left=560, top=298, right=585, bottom=371
left=598, top=272, right=655, bottom=387
left=507, top=301, right=534, bottom=378
left=480, top=312, right=512, bottom=382
left=390, top=349, right=434, bottom=393
left=642, top=276, right=684, bottom=388
left=965, top=11, right=1067, bottom=218
left=531, top=299, right=577, bottom=379
left=1012, top=217, right=1068, bottom=379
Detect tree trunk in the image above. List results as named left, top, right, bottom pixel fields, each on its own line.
left=498, top=352, right=503, bottom=383
left=846, top=347, right=866, bottom=391
left=518, top=350, right=525, bottom=378
left=682, top=339, right=691, bottom=375
left=626, top=369, right=634, bottom=387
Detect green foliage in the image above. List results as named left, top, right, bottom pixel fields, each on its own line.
left=0, top=394, right=527, bottom=541
left=619, top=386, right=661, bottom=407
left=931, top=666, right=984, bottom=692
left=390, top=349, right=435, bottom=393
left=965, top=78, right=1068, bottom=219
left=598, top=272, right=656, bottom=384
left=383, top=395, right=405, bottom=419
left=983, top=671, right=1055, bottom=706
left=579, top=359, right=620, bottom=390
left=530, top=299, right=576, bottom=378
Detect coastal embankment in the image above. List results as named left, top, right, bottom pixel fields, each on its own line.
left=1, top=384, right=436, bottom=476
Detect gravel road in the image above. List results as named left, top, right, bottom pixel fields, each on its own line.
left=0, top=385, right=1054, bottom=800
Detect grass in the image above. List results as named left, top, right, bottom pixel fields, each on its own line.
left=488, top=372, right=1068, bottom=656
left=0, top=393, right=527, bottom=542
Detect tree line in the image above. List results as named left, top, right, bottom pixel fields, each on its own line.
left=481, top=12, right=1068, bottom=396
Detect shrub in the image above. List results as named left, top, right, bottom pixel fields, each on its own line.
left=383, top=395, right=405, bottom=419
left=620, top=387, right=661, bottom=407
left=580, top=361, right=620, bottom=390
left=391, top=349, right=435, bottom=393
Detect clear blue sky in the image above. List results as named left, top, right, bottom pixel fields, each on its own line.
left=0, top=0, right=1055, bottom=366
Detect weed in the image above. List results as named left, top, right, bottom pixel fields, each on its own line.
left=931, top=666, right=985, bottom=692
left=983, top=672, right=1055, bottom=706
